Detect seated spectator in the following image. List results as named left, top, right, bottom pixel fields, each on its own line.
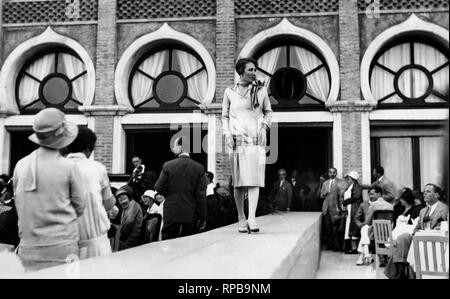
left=116, top=185, right=143, bottom=250
left=354, top=197, right=371, bottom=266
left=385, top=183, right=448, bottom=279
left=365, top=186, right=394, bottom=226
left=141, top=192, right=165, bottom=243
left=398, top=188, right=425, bottom=225
left=0, top=203, right=19, bottom=248
left=0, top=175, right=13, bottom=207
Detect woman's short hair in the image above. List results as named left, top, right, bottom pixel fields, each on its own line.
left=235, top=58, right=258, bottom=75
left=66, top=126, right=97, bottom=153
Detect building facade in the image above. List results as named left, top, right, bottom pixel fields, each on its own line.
left=0, top=0, right=448, bottom=195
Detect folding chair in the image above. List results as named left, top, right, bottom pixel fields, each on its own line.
left=413, top=235, right=449, bottom=279
left=372, top=219, right=393, bottom=273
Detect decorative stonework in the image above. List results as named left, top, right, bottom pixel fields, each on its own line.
left=358, top=0, right=449, bottom=11
left=117, top=0, right=216, bottom=19
left=235, top=0, right=338, bottom=15
left=2, top=0, right=98, bottom=24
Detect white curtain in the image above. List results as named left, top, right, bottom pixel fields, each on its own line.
left=419, top=137, right=444, bottom=188
left=256, top=47, right=281, bottom=87
left=61, top=53, right=87, bottom=103
left=415, top=43, right=448, bottom=103
left=175, top=50, right=208, bottom=104
left=18, top=54, right=54, bottom=107
left=371, top=43, right=410, bottom=103
left=371, top=42, right=449, bottom=103
left=131, top=50, right=167, bottom=106
left=380, top=137, right=413, bottom=190
left=293, top=46, right=330, bottom=102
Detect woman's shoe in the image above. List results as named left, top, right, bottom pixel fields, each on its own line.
left=238, top=220, right=248, bottom=233
left=356, top=254, right=364, bottom=266
left=247, top=221, right=259, bottom=233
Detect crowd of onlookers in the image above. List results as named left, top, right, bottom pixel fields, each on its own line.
left=0, top=108, right=448, bottom=279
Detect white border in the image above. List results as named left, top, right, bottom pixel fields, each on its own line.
left=370, top=109, right=449, bottom=121
left=121, top=112, right=209, bottom=125
left=4, top=114, right=88, bottom=127
left=237, top=18, right=340, bottom=104
left=115, top=23, right=216, bottom=110
left=361, top=14, right=449, bottom=103
left=0, top=27, right=96, bottom=114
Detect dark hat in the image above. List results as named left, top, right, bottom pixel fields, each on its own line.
left=115, top=185, right=133, bottom=199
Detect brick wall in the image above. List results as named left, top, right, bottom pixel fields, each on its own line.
left=94, top=115, right=114, bottom=171
left=214, top=0, right=235, bottom=186
left=341, top=111, right=363, bottom=177
left=93, top=0, right=117, bottom=171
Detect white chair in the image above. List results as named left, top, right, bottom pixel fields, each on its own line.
left=413, top=235, right=449, bottom=279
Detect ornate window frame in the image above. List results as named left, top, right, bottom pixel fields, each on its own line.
left=360, top=14, right=449, bottom=105
left=0, top=27, right=96, bottom=115
left=115, top=23, right=216, bottom=111
left=237, top=18, right=340, bottom=105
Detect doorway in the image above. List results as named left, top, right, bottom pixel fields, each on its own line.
left=8, top=129, right=38, bottom=175
left=264, top=124, right=332, bottom=211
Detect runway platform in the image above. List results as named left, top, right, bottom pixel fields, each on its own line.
left=26, top=212, right=322, bottom=279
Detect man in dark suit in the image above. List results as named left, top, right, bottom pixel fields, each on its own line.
left=319, top=167, right=345, bottom=251
left=385, top=183, right=448, bottom=278
left=128, top=155, right=157, bottom=202
left=290, top=170, right=310, bottom=211
left=154, top=137, right=207, bottom=240
left=271, top=169, right=293, bottom=211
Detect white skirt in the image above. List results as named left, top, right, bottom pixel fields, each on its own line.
left=229, top=144, right=266, bottom=187
left=79, top=234, right=112, bottom=260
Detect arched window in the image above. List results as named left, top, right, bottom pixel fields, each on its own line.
left=370, top=37, right=449, bottom=107
left=128, top=46, right=208, bottom=110
left=253, top=42, right=330, bottom=109
left=16, top=48, right=87, bottom=113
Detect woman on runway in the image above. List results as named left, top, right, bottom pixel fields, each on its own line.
left=222, top=58, right=273, bottom=233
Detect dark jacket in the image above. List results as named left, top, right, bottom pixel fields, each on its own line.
left=0, top=206, right=19, bottom=246
left=128, top=170, right=157, bottom=200
left=271, top=180, right=293, bottom=211
left=119, top=199, right=143, bottom=250
left=354, top=201, right=370, bottom=229
left=342, top=183, right=363, bottom=238
left=154, top=155, right=207, bottom=224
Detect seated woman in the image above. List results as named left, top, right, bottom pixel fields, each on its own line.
left=399, top=188, right=425, bottom=225
left=116, top=185, right=143, bottom=250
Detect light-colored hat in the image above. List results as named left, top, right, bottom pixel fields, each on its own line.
left=28, top=108, right=78, bottom=150
left=142, top=190, right=157, bottom=200
left=345, top=170, right=359, bottom=181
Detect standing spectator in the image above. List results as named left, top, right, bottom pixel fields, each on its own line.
left=116, top=185, right=143, bottom=250
left=320, top=167, right=344, bottom=251
left=363, top=166, right=398, bottom=204
left=12, top=108, right=85, bottom=272
left=155, top=136, right=207, bottom=240
left=66, top=127, right=116, bottom=259
left=342, top=171, right=363, bottom=254
left=128, top=155, right=157, bottom=201
left=290, top=170, right=309, bottom=211
left=206, top=171, right=215, bottom=198
left=271, top=169, right=293, bottom=211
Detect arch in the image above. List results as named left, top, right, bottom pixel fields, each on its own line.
left=0, top=27, right=96, bottom=115
left=361, top=14, right=449, bottom=104
left=115, top=23, right=216, bottom=109
left=237, top=18, right=340, bottom=104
